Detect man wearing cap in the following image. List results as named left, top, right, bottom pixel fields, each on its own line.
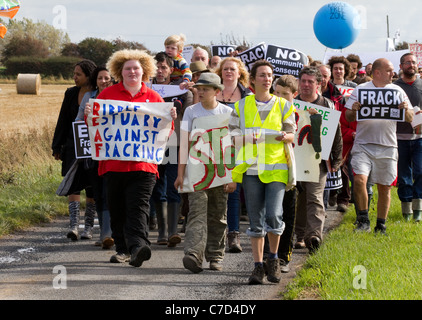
left=174, top=72, right=236, bottom=273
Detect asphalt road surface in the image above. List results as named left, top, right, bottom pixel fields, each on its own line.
left=0, top=207, right=343, bottom=303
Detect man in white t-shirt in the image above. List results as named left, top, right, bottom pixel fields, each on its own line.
left=345, top=58, right=414, bottom=234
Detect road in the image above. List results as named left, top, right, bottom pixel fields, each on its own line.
left=0, top=207, right=343, bottom=303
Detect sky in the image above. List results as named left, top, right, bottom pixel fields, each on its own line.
left=7, top=0, right=422, bottom=62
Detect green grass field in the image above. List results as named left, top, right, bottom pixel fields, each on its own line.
left=283, top=187, right=422, bottom=300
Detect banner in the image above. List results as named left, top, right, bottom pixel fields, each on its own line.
left=265, top=44, right=308, bottom=77
left=292, top=99, right=341, bottom=161
left=150, top=84, right=188, bottom=99
left=409, top=43, right=422, bottom=69
left=325, top=170, right=343, bottom=190
left=211, top=45, right=237, bottom=58
left=72, top=122, right=91, bottom=159
left=356, top=88, right=405, bottom=121
left=86, top=99, right=174, bottom=163
left=180, top=113, right=235, bottom=193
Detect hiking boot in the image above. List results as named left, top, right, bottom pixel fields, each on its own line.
left=279, top=259, right=290, bottom=273
left=355, top=217, right=371, bottom=232
left=337, top=203, right=348, bottom=212
left=209, top=260, right=223, bottom=271
left=227, top=231, right=242, bottom=253
left=413, top=211, right=422, bottom=223
left=80, top=227, right=93, bottom=240
left=308, top=236, right=321, bottom=254
left=67, top=201, right=80, bottom=241
left=81, top=202, right=96, bottom=240
left=248, top=264, right=265, bottom=285
left=374, top=223, right=387, bottom=235
left=294, top=240, right=306, bottom=249
left=266, top=258, right=281, bottom=283
left=110, top=252, right=130, bottom=263
left=167, top=234, right=182, bottom=248
left=129, top=246, right=151, bottom=267
left=183, top=254, right=203, bottom=273
left=149, top=217, right=157, bottom=230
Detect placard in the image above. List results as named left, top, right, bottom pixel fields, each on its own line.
left=211, top=45, right=237, bottom=58
left=237, top=43, right=267, bottom=71
left=265, top=44, right=308, bottom=77
left=86, top=99, right=174, bottom=163
left=72, top=121, right=91, bottom=159
left=180, top=113, right=234, bottom=193
left=292, top=99, right=341, bottom=161
left=357, top=88, right=404, bottom=121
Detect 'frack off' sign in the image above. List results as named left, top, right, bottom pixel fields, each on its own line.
left=265, top=45, right=308, bottom=77
left=86, top=99, right=174, bottom=163
left=357, top=88, right=405, bottom=121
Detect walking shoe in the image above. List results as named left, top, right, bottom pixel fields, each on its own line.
left=308, top=236, right=321, bottom=254
left=67, top=228, right=79, bottom=241
left=279, top=259, right=290, bottom=273
left=102, top=237, right=114, bottom=250
left=110, top=252, right=130, bottom=263
left=80, top=227, right=93, bottom=240
left=183, top=254, right=203, bottom=273
left=129, top=246, right=151, bottom=267
left=248, top=264, right=265, bottom=285
left=329, top=194, right=337, bottom=207
left=337, top=203, right=348, bottom=212
left=209, top=260, right=223, bottom=271
left=266, top=258, right=281, bottom=283
left=167, top=234, right=182, bottom=248
left=294, top=240, right=306, bottom=249
left=355, top=217, right=371, bottom=232
left=157, top=238, right=167, bottom=245
left=374, top=223, right=387, bottom=235
left=149, top=217, right=157, bottom=230
left=227, top=231, right=242, bottom=253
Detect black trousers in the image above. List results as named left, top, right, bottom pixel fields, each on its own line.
left=105, top=171, right=156, bottom=254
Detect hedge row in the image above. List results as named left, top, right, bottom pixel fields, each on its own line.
left=4, top=56, right=82, bottom=78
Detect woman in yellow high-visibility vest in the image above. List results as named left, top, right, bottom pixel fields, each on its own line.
left=229, top=60, right=296, bottom=285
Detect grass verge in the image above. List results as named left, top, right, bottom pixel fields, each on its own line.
left=282, top=187, right=422, bottom=300
left=0, top=126, right=68, bottom=237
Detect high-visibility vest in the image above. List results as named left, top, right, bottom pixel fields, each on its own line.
left=232, top=95, right=294, bottom=184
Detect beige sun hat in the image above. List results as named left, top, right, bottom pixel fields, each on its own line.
left=193, top=72, right=224, bottom=91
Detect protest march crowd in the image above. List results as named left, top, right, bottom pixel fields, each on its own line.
left=52, top=32, right=421, bottom=285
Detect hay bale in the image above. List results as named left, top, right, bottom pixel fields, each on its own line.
left=16, top=73, right=41, bottom=95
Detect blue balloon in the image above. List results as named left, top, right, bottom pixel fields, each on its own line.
left=313, top=2, right=361, bottom=49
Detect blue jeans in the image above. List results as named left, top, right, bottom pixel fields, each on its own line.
left=227, top=184, right=241, bottom=232
left=242, top=175, right=285, bottom=237
left=397, top=139, right=422, bottom=202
